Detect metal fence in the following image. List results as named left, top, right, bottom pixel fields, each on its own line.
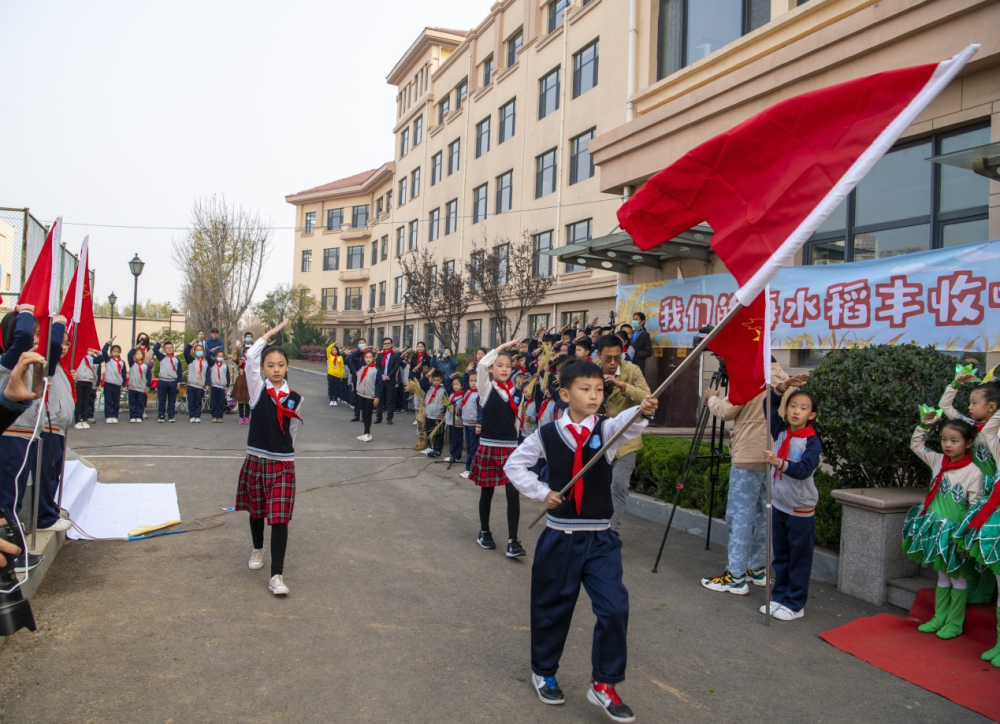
left=0, top=207, right=95, bottom=312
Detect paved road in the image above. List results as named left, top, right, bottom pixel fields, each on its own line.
left=0, top=364, right=988, bottom=723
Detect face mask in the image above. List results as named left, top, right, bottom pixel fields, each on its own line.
left=633, top=319, right=640, bottom=325
left=217, top=357, right=224, bottom=362
left=195, top=351, right=204, bottom=358
left=245, top=337, right=252, bottom=343
left=358, top=343, right=367, bottom=350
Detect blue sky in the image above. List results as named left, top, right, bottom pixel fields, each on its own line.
left=0, top=0, right=491, bottom=308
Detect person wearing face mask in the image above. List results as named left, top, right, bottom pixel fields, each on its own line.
left=347, top=339, right=368, bottom=422
left=239, top=331, right=254, bottom=362
left=183, top=340, right=210, bottom=423
left=204, top=327, right=225, bottom=360
left=209, top=349, right=232, bottom=423
left=628, top=313, right=653, bottom=376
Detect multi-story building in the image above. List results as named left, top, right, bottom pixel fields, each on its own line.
left=289, top=1, right=632, bottom=350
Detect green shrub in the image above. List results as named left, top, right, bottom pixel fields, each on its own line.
left=805, top=344, right=965, bottom=488
left=814, top=470, right=841, bottom=550
left=281, top=342, right=300, bottom=359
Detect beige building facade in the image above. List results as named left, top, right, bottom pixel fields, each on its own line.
left=289, top=1, right=634, bottom=351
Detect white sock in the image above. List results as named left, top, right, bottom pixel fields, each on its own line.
left=951, top=577, right=968, bottom=590
left=938, top=571, right=952, bottom=588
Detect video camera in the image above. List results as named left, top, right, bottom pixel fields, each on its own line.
left=0, top=506, right=36, bottom=636
left=693, top=324, right=727, bottom=380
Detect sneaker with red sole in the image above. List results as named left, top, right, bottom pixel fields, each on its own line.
left=587, top=681, right=635, bottom=723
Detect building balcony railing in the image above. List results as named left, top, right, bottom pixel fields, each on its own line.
left=339, top=269, right=370, bottom=282
left=341, top=225, right=372, bottom=240
left=338, top=309, right=365, bottom=322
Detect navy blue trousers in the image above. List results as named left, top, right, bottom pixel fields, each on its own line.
left=128, top=390, right=145, bottom=420
left=0, top=436, right=34, bottom=519
left=771, top=509, right=815, bottom=613
left=449, top=424, right=463, bottom=459
left=187, top=386, right=205, bottom=419
left=210, top=387, right=227, bottom=419
left=464, top=427, right=479, bottom=472
left=37, top=432, right=64, bottom=527
left=531, top=527, right=629, bottom=684
left=104, top=383, right=122, bottom=420
left=157, top=381, right=178, bottom=419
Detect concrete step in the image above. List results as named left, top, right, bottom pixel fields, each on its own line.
left=887, top=575, right=934, bottom=611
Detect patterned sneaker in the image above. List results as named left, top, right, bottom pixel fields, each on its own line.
left=701, top=570, right=749, bottom=595
left=268, top=575, right=289, bottom=595
left=747, top=568, right=768, bottom=587
left=249, top=549, right=264, bottom=570
left=477, top=531, right=496, bottom=550
left=506, top=539, right=526, bottom=558
left=587, top=681, right=635, bottom=723
left=531, top=673, right=565, bottom=705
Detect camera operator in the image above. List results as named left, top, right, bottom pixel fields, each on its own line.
left=700, top=356, right=788, bottom=595
left=595, top=334, right=651, bottom=536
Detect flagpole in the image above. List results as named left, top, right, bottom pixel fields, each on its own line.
left=527, top=301, right=745, bottom=529
left=56, top=330, right=78, bottom=514
left=763, top=286, right=773, bottom=627
left=30, top=316, right=54, bottom=551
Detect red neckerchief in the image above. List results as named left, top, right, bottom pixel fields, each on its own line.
left=773, top=425, right=816, bottom=480
left=163, top=354, right=176, bottom=372
left=415, top=352, right=425, bottom=367
left=83, top=357, right=93, bottom=372
left=969, top=486, right=1000, bottom=531
left=450, top=391, right=465, bottom=410
left=496, top=379, right=520, bottom=420
left=214, top=361, right=225, bottom=378
left=197, top=359, right=204, bottom=377
left=538, top=398, right=552, bottom=422
left=330, top=353, right=339, bottom=368
left=975, top=420, right=986, bottom=431
left=265, top=386, right=302, bottom=434
left=379, top=351, right=392, bottom=372
left=426, top=384, right=442, bottom=405
left=113, top=358, right=124, bottom=377
left=567, top=419, right=595, bottom=514
left=922, top=453, right=975, bottom=515
left=359, top=364, right=375, bottom=385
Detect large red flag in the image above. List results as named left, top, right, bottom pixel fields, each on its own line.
left=59, top=236, right=101, bottom=385
left=17, top=216, right=63, bottom=358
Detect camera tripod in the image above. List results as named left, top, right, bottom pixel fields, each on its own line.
left=651, top=360, right=730, bottom=573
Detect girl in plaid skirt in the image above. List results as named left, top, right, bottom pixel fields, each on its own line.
left=235, top=319, right=303, bottom=596
left=470, top=339, right=526, bottom=558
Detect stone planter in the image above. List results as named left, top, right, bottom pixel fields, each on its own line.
left=831, top=487, right=927, bottom=605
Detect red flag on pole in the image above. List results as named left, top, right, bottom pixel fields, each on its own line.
left=59, top=236, right=100, bottom=381
left=17, top=216, right=63, bottom=351
left=706, top=292, right=767, bottom=405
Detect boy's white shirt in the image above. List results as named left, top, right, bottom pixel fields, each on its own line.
left=246, top=337, right=302, bottom=443
left=505, top=412, right=648, bottom=502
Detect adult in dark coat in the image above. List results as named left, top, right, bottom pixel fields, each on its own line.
left=630, top=312, right=653, bottom=375
left=374, top=337, right=402, bottom=424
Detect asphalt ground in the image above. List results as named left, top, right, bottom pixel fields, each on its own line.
left=0, top=363, right=989, bottom=723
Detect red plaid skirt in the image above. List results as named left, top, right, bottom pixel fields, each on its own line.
left=470, top=445, right=516, bottom=488
left=236, top=454, right=296, bottom=524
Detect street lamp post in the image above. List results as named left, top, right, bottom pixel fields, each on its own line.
left=367, top=309, right=375, bottom=346
left=401, top=291, right=410, bottom=349
left=108, top=292, right=118, bottom=340
left=129, top=254, right=145, bottom=345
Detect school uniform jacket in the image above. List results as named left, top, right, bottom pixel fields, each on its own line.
left=209, top=360, right=230, bottom=388
left=1, top=319, right=66, bottom=438
left=459, top=390, right=480, bottom=426
left=103, top=354, right=128, bottom=388
left=424, top=384, right=446, bottom=420
left=152, top=343, right=180, bottom=382
left=183, top=345, right=210, bottom=386
left=75, top=354, right=102, bottom=384
left=128, top=362, right=152, bottom=392
left=355, top=364, right=385, bottom=400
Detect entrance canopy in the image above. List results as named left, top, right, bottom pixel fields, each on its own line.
left=540, top=225, right=714, bottom=273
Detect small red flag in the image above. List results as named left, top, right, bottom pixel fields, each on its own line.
left=707, top=291, right=767, bottom=406
left=59, top=237, right=101, bottom=390
left=17, top=216, right=63, bottom=356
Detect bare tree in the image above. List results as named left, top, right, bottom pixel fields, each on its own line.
left=172, top=196, right=272, bottom=343
left=467, top=231, right=555, bottom=343
left=399, top=248, right=474, bottom=350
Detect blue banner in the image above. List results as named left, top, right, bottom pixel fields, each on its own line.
left=617, top=241, right=1000, bottom=351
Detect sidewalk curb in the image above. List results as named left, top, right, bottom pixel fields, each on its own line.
left=625, top=492, right=839, bottom=585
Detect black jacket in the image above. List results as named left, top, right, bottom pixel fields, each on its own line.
left=631, top=328, right=653, bottom=373
left=375, top=350, right=402, bottom=383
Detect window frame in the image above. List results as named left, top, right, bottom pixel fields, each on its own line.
left=566, top=218, right=592, bottom=272
left=345, top=286, right=363, bottom=311
left=301, top=249, right=312, bottom=272
left=352, top=205, right=369, bottom=228
left=448, top=139, right=461, bottom=175
left=431, top=152, right=442, bottom=185
left=378, top=280, right=386, bottom=307
left=398, top=176, right=408, bottom=206
left=326, top=208, right=343, bottom=231
left=445, top=199, right=458, bottom=235
left=323, top=247, right=340, bottom=271
left=438, top=95, right=450, bottom=124
left=476, top=116, right=491, bottom=159
left=380, top=235, right=388, bottom=261
left=428, top=208, right=441, bottom=242
left=483, top=55, right=494, bottom=86
left=569, top=128, right=596, bottom=185
left=573, top=39, right=599, bottom=98
left=411, top=167, right=421, bottom=199
left=532, top=230, right=553, bottom=278
left=394, top=276, right=403, bottom=304
left=499, top=99, right=516, bottom=144
left=396, top=226, right=405, bottom=256
left=346, top=245, right=364, bottom=270
left=304, top=211, right=315, bottom=234
left=535, top=148, right=558, bottom=199
left=467, top=319, right=483, bottom=350
left=408, top=220, right=419, bottom=251
left=496, top=170, right=513, bottom=214
left=400, top=128, right=410, bottom=158
left=455, top=79, right=469, bottom=110
left=413, top=115, right=423, bottom=146
left=507, top=28, right=523, bottom=68
left=472, top=183, right=488, bottom=224
left=548, top=0, right=571, bottom=33
left=371, top=240, right=378, bottom=266
left=539, top=68, right=561, bottom=120
left=321, top=287, right=338, bottom=311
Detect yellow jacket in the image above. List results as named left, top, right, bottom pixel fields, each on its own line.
left=326, top=345, right=345, bottom=377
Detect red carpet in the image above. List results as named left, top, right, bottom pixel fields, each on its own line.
left=821, top=588, right=1000, bottom=722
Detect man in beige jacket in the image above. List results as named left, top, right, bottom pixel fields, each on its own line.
left=597, top=334, right=651, bottom=535
left=700, top=361, right=788, bottom=595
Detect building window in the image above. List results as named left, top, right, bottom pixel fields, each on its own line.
left=445, top=199, right=458, bottom=235
left=496, top=171, right=513, bottom=214
left=483, top=55, right=494, bottom=86
left=414, top=115, right=423, bottom=145
left=805, top=124, right=990, bottom=265
left=411, top=167, right=421, bottom=199
left=380, top=235, right=388, bottom=261
left=561, top=310, right=589, bottom=328
left=536, top=148, right=558, bottom=198
left=409, top=220, right=419, bottom=250
left=301, top=249, right=312, bottom=272
left=431, top=152, right=442, bottom=185
left=507, top=28, right=523, bottom=67
left=396, top=226, right=405, bottom=256
left=499, top=99, right=516, bottom=143
left=376, top=326, right=385, bottom=344
left=570, top=128, right=596, bottom=185
left=304, top=211, right=315, bottom=233
left=424, top=322, right=435, bottom=348
left=429, top=266, right=438, bottom=298
left=455, top=79, right=468, bottom=110
left=323, top=248, right=340, bottom=271
left=528, top=313, right=550, bottom=333
left=657, top=0, right=771, bottom=81
left=394, top=276, right=403, bottom=304
left=573, top=40, right=599, bottom=98
left=443, top=259, right=455, bottom=277
left=448, top=139, right=461, bottom=175
left=429, top=208, right=440, bottom=241
left=343, top=328, right=363, bottom=347
left=392, top=325, right=401, bottom=345
left=345, top=287, right=362, bottom=311
left=438, top=95, right=450, bottom=124
left=539, top=68, right=560, bottom=119
left=566, top=218, right=592, bottom=272
left=321, top=288, right=338, bottom=311
left=473, top=184, right=488, bottom=224
left=378, top=281, right=386, bottom=307
left=327, top=208, right=343, bottom=231
left=400, top=128, right=410, bottom=158
left=533, top=230, right=553, bottom=278
left=467, top=319, right=483, bottom=350
left=347, top=245, right=364, bottom=270
left=352, top=205, right=369, bottom=228
left=399, top=177, right=408, bottom=206
left=470, top=250, right=485, bottom=290
left=376, top=197, right=384, bottom=216
left=386, top=191, right=392, bottom=211
left=371, top=240, right=378, bottom=266
left=548, top=0, right=571, bottom=33
left=497, top=243, right=509, bottom=286
left=369, top=284, right=377, bottom=310
left=476, top=117, right=491, bottom=158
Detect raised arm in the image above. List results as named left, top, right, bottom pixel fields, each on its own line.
left=247, top=319, right=289, bottom=406
left=979, top=410, right=1000, bottom=469
left=937, top=380, right=975, bottom=423
left=910, top=420, right=942, bottom=470
left=0, top=308, right=37, bottom=370
left=183, top=343, right=194, bottom=364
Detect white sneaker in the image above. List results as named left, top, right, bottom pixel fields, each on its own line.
left=249, top=549, right=264, bottom=570
left=130, top=419, right=136, bottom=423
left=363, top=434, right=373, bottom=442
left=759, top=601, right=783, bottom=616
left=106, top=419, right=114, bottom=424
left=460, top=471, right=471, bottom=479
left=443, top=456, right=453, bottom=462
left=74, top=422, right=85, bottom=430
left=330, top=400, right=336, bottom=406
left=39, top=518, right=72, bottom=532
left=357, top=434, right=367, bottom=441
left=420, top=448, right=433, bottom=455
left=112, top=418, right=119, bottom=424
left=190, top=418, right=197, bottom=423
left=269, top=575, right=289, bottom=595
left=412, top=420, right=418, bottom=426
left=772, top=604, right=804, bottom=621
